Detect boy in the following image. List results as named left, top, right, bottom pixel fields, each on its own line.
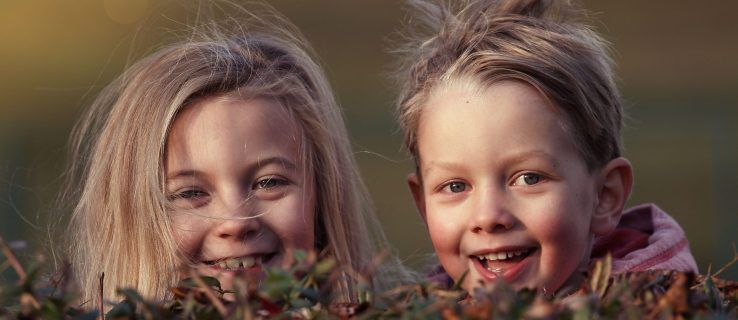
left=395, top=0, right=698, bottom=293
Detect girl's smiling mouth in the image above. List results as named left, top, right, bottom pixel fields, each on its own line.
left=203, top=252, right=278, bottom=272
left=470, top=246, right=538, bottom=282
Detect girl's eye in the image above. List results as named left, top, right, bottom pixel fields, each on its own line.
left=171, top=189, right=207, bottom=200
left=512, top=173, right=543, bottom=186
left=254, top=176, right=289, bottom=190
left=443, top=181, right=468, bottom=193
left=167, top=188, right=209, bottom=209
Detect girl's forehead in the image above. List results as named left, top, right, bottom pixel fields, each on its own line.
left=175, top=94, right=296, bottom=130
left=165, top=96, right=305, bottom=167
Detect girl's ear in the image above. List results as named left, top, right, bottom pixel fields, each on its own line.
left=591, top=157, right=633, bottom=236
left=407, top=173, right=427, bottom=223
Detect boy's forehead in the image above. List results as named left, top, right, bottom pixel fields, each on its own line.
left=416, top=80, right=589, bottom=178
left=426, top=79, right=554, bottom=113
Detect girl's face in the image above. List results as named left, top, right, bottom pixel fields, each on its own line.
left=408, top=80, right=603, bottom=293
left=165, top=95, right=315, bottom=289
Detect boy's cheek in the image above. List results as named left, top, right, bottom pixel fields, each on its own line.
left=426, top=211, right=468, bottom=276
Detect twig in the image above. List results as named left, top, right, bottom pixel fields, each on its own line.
left=189, top=269, right=228, bottom=316
left=712, top=242, right=738, bottom=279
left=0, top=235, right=26, bottom=280
left=98, top=272, right=105, bottom=320
left=691, top=243, right=738, bottom=290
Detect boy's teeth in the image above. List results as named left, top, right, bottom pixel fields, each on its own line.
left=481, top=249, right=527, bottom=261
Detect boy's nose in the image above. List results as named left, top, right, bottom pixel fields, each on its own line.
left=470, top=190, right=516, bottom=233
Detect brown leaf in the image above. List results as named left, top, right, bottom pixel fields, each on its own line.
left=648, top=272, right=692, bottom=318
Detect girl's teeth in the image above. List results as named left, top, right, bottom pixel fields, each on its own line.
left=241, top=256, right=255, bottom=268
left=216, top=256, right=262, bottom=270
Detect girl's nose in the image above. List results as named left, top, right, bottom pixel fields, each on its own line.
left=213, top=194, right=262, bottom=241
left=470, top=188, right=516, bottom=233
left=214, top=215, right=262, bottom=241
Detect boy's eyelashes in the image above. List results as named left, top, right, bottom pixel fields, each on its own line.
left=511, top=172, right=546, bottom=186
left=431, top=172, right=548, bottom=194
left=437, top=180, right=470, bottom=194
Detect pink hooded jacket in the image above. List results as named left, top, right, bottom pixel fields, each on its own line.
left=590, top=203, right=698, bottom=273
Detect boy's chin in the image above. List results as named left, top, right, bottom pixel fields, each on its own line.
left=463, top=269, right=587, bottom=297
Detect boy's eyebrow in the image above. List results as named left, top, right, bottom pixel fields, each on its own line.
left=421, top=150, right=560, bottom=177
left=504, top=150, right=561, bottom=168
left=422, top=161, right=465, bottom=177
left=166, top=156, right=297, bottom=181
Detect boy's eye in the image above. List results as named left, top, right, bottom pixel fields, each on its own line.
left=443, top=181, right=468, bottom=193
left=512, top=173, right=543, bottom=186
left=254, top=176, right=289, bottom=190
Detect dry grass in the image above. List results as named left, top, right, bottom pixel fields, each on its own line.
left=1, top=236, right=737, bottom=319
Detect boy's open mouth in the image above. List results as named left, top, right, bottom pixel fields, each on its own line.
left=473, top=247, right=537, bottom=272
left=203, top=252, right=277, bottom=271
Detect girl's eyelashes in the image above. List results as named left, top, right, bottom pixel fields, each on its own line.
left=253, top=176, right=290, bottom=190
left=169, top=188, right=208, bottom=200
left=511, top=172, right=545, bottom=186
left=167, top=187, right=210, bottom=209
left=166, top=175, right=292, bottom=209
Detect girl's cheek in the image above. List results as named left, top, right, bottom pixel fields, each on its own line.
left=171, top=218, right=208, bottom=257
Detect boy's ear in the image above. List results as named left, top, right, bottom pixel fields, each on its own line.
left=591, top=157, right=633, bottom=236
left=407, top=173, right=427, bottom=223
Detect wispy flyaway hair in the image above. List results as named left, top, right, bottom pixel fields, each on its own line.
left=396, top=0, right=623, bottom=170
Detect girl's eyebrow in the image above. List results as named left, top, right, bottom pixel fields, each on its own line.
left=254, top=156, right=297, bottom=170
left=166, top=156, right=298, bottom=181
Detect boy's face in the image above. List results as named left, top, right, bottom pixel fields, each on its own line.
left=409, top=80, right=605, bottom=293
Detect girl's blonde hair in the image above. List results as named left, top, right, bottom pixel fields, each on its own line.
left=396, top=0, right=623, bottom=171
left=62, top=6, right=407, bottom=307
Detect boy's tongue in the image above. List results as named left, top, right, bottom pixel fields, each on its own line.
left=478, top=248, right=535, bottom=272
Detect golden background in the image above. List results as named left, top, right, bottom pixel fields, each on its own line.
left=1, top=0, right=737, bottom=280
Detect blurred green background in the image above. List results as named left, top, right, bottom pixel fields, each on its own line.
left=1, top=0, right=737, bottom=281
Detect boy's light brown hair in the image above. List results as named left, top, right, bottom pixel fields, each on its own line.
left=396, top=0, right=623, bottom=171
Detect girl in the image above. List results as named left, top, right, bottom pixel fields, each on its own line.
left=61, top=6, right=408, bottom=307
